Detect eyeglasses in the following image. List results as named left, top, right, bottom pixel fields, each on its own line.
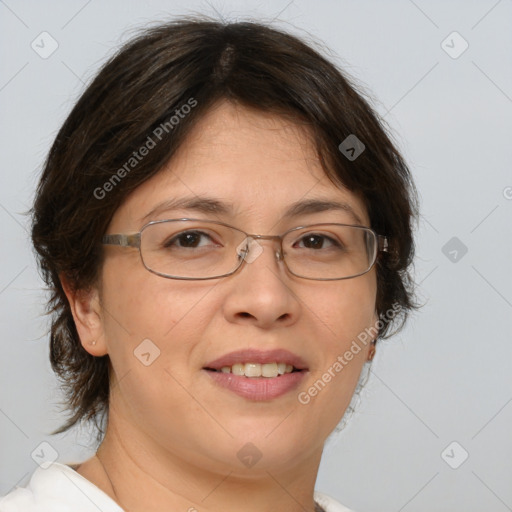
left=102, top=218, right=389, bottom=281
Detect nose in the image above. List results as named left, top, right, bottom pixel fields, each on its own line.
left=222, top=237, right=301, bottom=329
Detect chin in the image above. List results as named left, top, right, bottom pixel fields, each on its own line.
left=206, top=424, right=321, bottom=472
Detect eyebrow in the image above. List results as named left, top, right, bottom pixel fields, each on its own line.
left=141, top=196, right=364, bottom=226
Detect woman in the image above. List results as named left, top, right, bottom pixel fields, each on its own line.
left=0, top=17, right=417, bottom=512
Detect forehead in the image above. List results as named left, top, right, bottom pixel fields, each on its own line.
left=110, top=101, right=369, bottom=230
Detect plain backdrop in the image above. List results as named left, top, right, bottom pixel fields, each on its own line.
left=1, top=1, right=511, bottom=511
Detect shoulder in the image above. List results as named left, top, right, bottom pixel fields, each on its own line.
left=314, top=490, right=358, bottom=512
left=1, top=466, right=353, bottom=512
left=0, top=462, right=123, bottom=512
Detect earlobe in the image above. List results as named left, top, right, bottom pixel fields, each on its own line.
left=59, top=273, right=108, bottom=356
left=367, top=340, right=377, bottom=361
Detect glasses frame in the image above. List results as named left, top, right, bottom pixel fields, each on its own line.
left=102, top=218, right=389, bottom=281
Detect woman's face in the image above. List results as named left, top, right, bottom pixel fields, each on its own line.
left=86, top=101, right=378, bottom=475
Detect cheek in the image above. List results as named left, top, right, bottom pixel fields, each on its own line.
left=98, top=266, right=215, bottom=419
left=300, top=274, right=377, bottom=415
left=100, top=256, right=212, bottom=340
left=99, top=259, right=224, bottom=385
left=306, top=272, right=377, bottom=344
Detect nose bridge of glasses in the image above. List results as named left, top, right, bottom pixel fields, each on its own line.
left=237, top=234, right=283, bottom=264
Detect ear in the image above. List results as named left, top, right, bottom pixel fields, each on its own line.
left=60, top=273, right=108, bottom=357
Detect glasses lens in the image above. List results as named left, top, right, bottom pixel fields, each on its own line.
left=140, top=220, right=246, bottom=279
left=139, top=220, right=377, bottom=280
left=282, top=224, right=377, bottom=279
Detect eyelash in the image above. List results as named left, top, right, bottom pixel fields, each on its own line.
left=164, top=230, right=343, bottom=250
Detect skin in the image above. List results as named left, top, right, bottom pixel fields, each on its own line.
left=63, top=101, right=379, bottom=512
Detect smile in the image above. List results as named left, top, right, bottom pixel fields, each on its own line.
left=202, top=348, right=309, bottom=400
left=206, top=362, right=299, bottom=378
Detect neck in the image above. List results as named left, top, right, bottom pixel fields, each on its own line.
left=89, top=413, right=324, bottom=512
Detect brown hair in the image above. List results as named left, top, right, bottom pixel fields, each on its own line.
left=31, top=17, right=418, bottom=441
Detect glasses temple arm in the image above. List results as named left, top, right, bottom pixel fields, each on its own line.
left=102, top=233, right=141, bottom=248
left=377, top=235, right=389, bottom=252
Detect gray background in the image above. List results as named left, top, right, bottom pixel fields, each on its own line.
left=1, top=1, right=511, bottom=511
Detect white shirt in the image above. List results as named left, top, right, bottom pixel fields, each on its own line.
left=0, top=462, right=355, bottom=512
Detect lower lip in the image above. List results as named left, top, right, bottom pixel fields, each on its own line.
left=204, top=370, right=307, bottom=400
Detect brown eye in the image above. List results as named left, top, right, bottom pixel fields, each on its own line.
left=294, top=234, right=342, bottom=250
left=164, top=231, right=216, bottom=249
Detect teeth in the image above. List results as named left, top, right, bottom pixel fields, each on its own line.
left=231, top=363, right=245, bottom=376
left=262, top=363, right=278, bottom=378
left=244, top=363, right=262, bottom=377
left=216, top=362, right=297, bottom=378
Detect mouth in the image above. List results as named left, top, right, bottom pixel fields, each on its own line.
left=204, top=362, right=302, bottom=378
left=203, top=349, right=308, bottom=400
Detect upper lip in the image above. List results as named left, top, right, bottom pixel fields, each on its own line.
left=204, top=349, right=308, bottom=371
